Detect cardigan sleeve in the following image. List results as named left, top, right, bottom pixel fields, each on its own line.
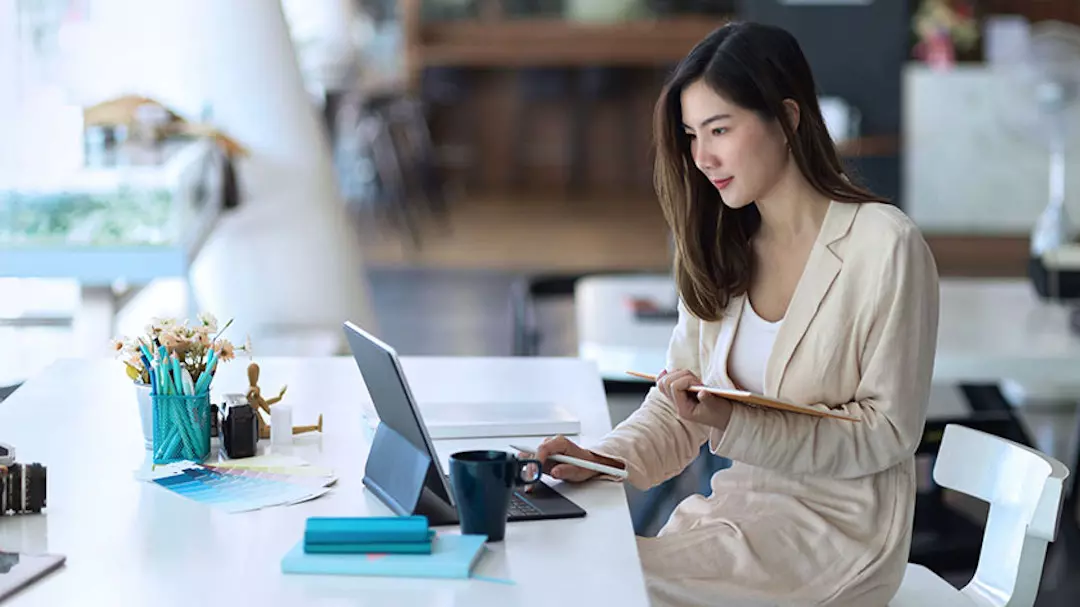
left=710, top=226, right=940, bottom=480
left=588, top=298, right=712, bottom=490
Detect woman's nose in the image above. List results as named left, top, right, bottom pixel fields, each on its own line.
left=694, top=145, right=718, bottom=172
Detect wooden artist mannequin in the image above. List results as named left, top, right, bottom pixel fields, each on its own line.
left=245, top=362, right=322, bottom=438
left=246, top=362, right=287, bottom=439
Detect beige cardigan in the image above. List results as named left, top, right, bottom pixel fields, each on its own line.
left=591, top=201, right=940, bottom=607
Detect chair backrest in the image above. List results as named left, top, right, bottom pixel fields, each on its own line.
left=933, top=424, right=1070, bottom=607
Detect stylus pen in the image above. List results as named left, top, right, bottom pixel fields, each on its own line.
left=627, top=370, right=711, bottom=392
left=509, top=444, right=629, bottom=480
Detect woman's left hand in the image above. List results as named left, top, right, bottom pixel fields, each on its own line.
left=686, top=389, right=734, bottom=431
left=658, top=369, right=734, bottom=431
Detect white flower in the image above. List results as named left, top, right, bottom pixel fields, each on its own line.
left=147, top=317, right=176, bottom=335
left=197, top=312, right=219, bottom=332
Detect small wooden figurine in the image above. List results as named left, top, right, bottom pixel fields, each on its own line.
left=292, top=414, right=324, bottom=435
left=246, top=362, right=287, bottom=439
left=245, top=362, right=323, bottom=438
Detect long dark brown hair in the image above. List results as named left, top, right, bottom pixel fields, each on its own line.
left=654, top=21, right=886, bottom=322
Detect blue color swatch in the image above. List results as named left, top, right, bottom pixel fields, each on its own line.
left=152, top=465, right=328, bottom=513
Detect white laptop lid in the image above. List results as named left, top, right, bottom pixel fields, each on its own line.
left=418, top=401, right=580, bottom=439
left=362, top=401, right=581, bottom=440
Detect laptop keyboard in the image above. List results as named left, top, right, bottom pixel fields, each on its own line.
left=508, top=493, right=542, bottom=518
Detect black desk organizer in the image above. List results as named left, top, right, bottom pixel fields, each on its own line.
left=1029, top=256, right=1080, bottom=301
left=1028, top=256, right=1080, bottom=337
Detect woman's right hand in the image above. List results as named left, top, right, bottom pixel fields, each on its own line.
left=523, top=435, right=623, bottom=491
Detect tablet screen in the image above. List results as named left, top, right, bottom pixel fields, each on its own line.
left=0, top=550, right=65, bottom=601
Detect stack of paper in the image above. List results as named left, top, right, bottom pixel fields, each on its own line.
left=139, top=456, right=336, bottom=513
left=204, top=457, right=337, bottom=489
left=205, top=454, right=336, bottom=479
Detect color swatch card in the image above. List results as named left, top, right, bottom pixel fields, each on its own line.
left=207, top=454, right=336, bottom=478
left=149, top=464, right=331, bottom=513
left=202, top=465, right=337, bottom=489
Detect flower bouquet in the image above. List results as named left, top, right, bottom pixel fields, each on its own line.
left=113, top=313, right=250, bottom=460
left=912, top=0, right=980, bottom=70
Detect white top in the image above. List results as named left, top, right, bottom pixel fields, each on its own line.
left=727, top=296, right=783, bottom=394
left=0, top=356, right=650, bottom=607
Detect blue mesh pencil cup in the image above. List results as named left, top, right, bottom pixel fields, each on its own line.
left=152, top=392, right=212, bottom=464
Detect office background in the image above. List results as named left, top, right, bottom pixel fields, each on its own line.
left=4, top=1, right=1080, bottom=603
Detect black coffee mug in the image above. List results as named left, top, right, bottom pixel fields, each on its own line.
left=448, top=450, right=542, bottom=541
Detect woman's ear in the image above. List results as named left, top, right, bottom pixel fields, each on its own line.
left=782, top=99, right=801, bottom=133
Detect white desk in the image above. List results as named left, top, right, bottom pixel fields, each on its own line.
left=0, top=357, right=650, bottom=607
left=576, top=275, right=1080, bottom=395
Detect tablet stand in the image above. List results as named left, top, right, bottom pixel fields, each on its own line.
left=362, top=422, right=459, bottom=526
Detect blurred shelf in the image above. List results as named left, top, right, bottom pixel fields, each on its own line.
left=412, top=16, right=730, bottom=68
left=924, top=234, right=1030, bottom=277
left=836, top=135, right=900, bottom=158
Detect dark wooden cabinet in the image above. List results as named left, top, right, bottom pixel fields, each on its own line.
left=398, top=0, right=734, bottom=199
left=979, top=0, right=1080, bottom=25
left=396, top=0, right=1080, bottom=202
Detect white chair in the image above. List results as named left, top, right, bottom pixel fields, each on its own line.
left=889, top=424, right=1070, bottom=607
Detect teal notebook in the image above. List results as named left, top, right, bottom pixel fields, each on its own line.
left=281, top=533, right=488, bottom=579
left=304, top=516, right=430, bottom=545
left=304, top=530, right=437, bottom=554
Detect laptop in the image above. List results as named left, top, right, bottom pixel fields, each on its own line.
left=407, top=401, right=581, bottom=440
left=344, top=321, right=587, bottom=524
left=359, top=399, right=582, bottom=440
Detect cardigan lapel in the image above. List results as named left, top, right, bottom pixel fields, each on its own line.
left=716, top=293, right=745, bottom=387
left=763, top=201, right=858, bottom=397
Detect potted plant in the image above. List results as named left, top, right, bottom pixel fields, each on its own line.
left=113, top=313, right=249, bottom=449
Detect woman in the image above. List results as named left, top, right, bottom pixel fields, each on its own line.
left=532, top=21, right=940, bottom=607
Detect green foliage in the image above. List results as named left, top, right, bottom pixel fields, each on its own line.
left=0, top=187, right=176, bottom=247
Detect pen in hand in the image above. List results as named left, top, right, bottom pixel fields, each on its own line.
left=510, top=443, right=629, bottom=480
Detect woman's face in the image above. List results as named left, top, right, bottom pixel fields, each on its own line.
left=680, top=79, right=790, bottom=209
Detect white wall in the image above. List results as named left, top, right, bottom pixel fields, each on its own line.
left=903, top=63, right=1080, bottom=236
left=59, top=0, right=377, bottom=352
left=66, top=0, right=333, bottom=183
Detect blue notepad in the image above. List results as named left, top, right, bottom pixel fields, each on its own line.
left=304, top=515, right=430, bottom=545
left=304, top=530, right=437, bottom=554
left=281, top=533, right=488, bottom=579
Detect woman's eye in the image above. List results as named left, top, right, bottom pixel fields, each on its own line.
left=712, top=127, right=727, bottom=136
left=684, top=132, right=696, bottom=140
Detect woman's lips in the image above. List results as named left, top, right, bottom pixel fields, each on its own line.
left=712, top=177, right=733, bottom=190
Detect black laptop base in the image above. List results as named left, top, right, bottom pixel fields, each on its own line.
left=362, top=422, right=587, bottom=526
left=508, top=482, right=586, bottom=522
left=397, top=480, right=587, bottom=526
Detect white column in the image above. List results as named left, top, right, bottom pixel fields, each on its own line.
left=281, top=0, right=369, bottom=97
left=75, top=0, right=378, bottom=354
left=0, top=0, right=19, bottom=190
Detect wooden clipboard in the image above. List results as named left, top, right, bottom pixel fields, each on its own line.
left=625, top=371, right=861, bottom=422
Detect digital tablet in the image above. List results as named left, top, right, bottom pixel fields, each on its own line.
left=625, top=371, right=861, bottom=422
left=0, top=550, right=65, bottom=601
